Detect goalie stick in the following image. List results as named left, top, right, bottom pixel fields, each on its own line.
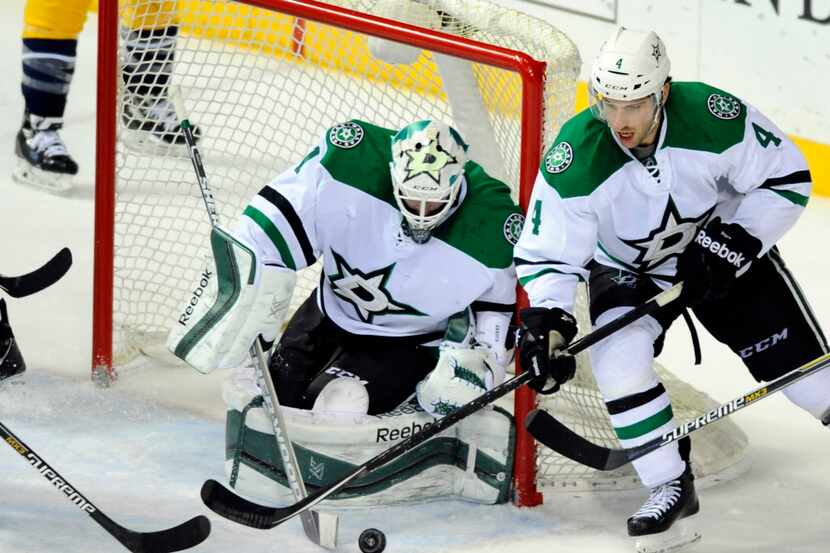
left=0, top=247, right=72, bottom=298
left=0, top=419, right=210, bottom=553
left=171, top=86, right=339, bottom=548
left=526, top=351, right=830, bottom=472
left=200, top=283, right=684, bottom=529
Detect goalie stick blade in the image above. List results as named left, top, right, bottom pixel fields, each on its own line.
left=525, top=409, right=627, bottom=471
left=202, top=467, right=363, bottom=531
left=100, top=514, right=212, bottom=553
left=201, top=480, right=284, bottom=529
left=0, top=247, right=72, bottom=297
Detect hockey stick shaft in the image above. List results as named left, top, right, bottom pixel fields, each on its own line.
left=200, top=283, right=684, bottom=528
left=0, top=420, right=210, bottom=553
left=252, top=339, right=339, bottom=547
left=0, top=247, right=72, bottom=298
left=526, top=351, right=830, bottom=471
left=171, top=88, right=219, bottom=228
left=171, top=86, right=336, bottom=545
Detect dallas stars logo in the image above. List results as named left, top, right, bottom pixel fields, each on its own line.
left=652, top=43, right=661, bottom=63
left=327, top=249, right=425, bottom=323
left=402, top=133, right=458, bottom=185
left=621, top=197, right=713, bottom=272
left=329, top=122, right=364, bottom=148
left=707, top=93, right=742, bottom=120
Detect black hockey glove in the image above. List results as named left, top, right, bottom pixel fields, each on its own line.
left=517, top=307, right=578, bottom=395
left=676, top=217, right=762, bottom=306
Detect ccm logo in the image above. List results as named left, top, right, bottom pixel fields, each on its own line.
left=739, top=328, right=788, bottom=358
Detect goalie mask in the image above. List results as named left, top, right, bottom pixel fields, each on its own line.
left=390, top=120, right=469, bottom=243
left=589, top=27, right=670, bottom=130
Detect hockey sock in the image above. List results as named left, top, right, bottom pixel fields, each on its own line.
left=21, top=38, right=76, bottom=118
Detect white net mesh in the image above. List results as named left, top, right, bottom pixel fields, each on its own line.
left=108, top=0, right=746, bottom=497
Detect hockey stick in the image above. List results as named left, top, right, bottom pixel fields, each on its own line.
left=526, top=351, right=830, bottom=471
left=0, top=247, right=72, bottom=298
left=200, top=283, right=684, bottom=529
left=171, top=86, right=338, bottom=548
left=251, top=338, right=339, bottom=548
left=0, top=420, right=210, bottom=552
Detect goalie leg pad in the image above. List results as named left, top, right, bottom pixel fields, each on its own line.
left=223, top=367, right=514, bottom=506
left=167, top=226, right=295, bottom=373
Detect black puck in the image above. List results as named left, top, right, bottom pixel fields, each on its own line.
left=358, top=528, right=387, bottom=553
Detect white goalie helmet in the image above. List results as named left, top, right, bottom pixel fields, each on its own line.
left=389, top=120, right=469, bottom=243
left=589, top=27, right=671, bottom=120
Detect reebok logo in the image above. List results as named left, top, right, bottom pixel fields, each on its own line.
left=177, top=269, right=213, bottom=326
left=376, top=420, right=433, bottom=442
left=694, top=229, right=745, bottom=268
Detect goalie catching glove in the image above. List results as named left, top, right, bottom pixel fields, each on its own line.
left=416, top=308, right=507, bottom=417
left=416, top=346, right=505, bottom=417
left=167, top=226, right=296, bottom=373
left=517, top=307, right=578, bottom=394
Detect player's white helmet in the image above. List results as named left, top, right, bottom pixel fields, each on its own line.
left=589, top=27, right=671, bottom=120
left=390, top=120, right=469, bottom=243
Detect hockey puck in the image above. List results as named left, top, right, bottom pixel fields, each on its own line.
left=358, top=528, right=386, bottom=553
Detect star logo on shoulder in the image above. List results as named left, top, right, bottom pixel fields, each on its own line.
left=621, top=197, right=712, bottom=272
left=327, top=249, right=426, bottom=323
left=402, top=133, right=458, bottom=184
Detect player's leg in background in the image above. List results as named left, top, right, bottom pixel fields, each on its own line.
left=301, top=338, right=437, bottom=416
left=587, top=263, right=699, bottom=539
left=694, top=247, right=830, bottom=426
left=13, top=0, right=89, bottom=193
left=120, top=0, right=201, bottom=146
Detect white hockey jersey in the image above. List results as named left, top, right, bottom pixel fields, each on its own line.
left=235, top=120, right=521, bottom=341
left=514, top=81, right=812, bottom=314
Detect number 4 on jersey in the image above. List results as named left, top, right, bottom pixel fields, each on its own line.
left=752, top=122, right=782, bottom=148
left=531, top=199, right=543, bottom=235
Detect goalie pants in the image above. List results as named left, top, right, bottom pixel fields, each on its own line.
left=269, top=294, right=438, bottom=415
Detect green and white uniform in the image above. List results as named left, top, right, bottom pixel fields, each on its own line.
left=515, top=82, right=818, bottom=487
left=516, top=82, right=810, bottom=312
left=236, top=119, right=520, bottom=343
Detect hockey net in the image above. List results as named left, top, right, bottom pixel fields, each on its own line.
left=94, top=0, right=747, bottom=506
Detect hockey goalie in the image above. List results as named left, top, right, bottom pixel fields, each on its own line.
left=168, top=119, right=524, bottom=505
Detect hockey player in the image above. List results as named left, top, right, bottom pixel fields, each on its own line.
left=15, top=0, right=200, bottom=193
left=514, top=26, right=830, bottom=546
left=169, top=118, right=520, bottom=419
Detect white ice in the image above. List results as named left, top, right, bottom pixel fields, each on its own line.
left=0, top=2, right=828, bottom=552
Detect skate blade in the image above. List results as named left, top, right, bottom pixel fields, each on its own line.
left=12, top=159, right=73, bottom=195
left=121, top=128, right=189, bottom=158
left=634, top=518, right=702, bottom=553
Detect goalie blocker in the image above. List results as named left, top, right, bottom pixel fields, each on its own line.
left=223, top=367, right=515, bottom=506
left=167, top=226, right=295, bottom=373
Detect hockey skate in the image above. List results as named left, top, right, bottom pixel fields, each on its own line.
left=0, top=299, right=26, bottom=382
left=628, top=464, right=702, bottom=553
left=12, top=112, right=78, bottom=194
left=121, top=94, right=202, bottom=155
